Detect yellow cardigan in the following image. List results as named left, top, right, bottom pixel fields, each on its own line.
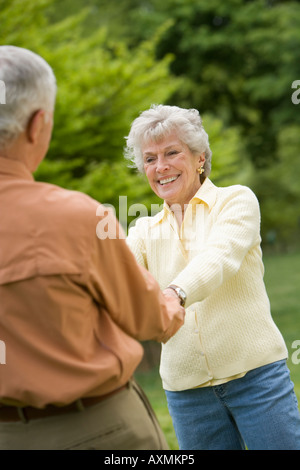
left=127, top=178, right=288, bottom=391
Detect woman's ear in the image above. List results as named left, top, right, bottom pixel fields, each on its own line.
left=198, top=151, right=206, bottom=166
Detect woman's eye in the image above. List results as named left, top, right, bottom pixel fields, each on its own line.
left=167, top=150, right=178, bottom=156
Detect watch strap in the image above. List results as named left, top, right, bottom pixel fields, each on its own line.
left=168, top=285, right=186, bottom=307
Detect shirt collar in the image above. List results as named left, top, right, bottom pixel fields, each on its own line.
left=150, top=178, right=217, bottom=227
left=0, top=156, right=34, bottom=181
left=189, top=177, right=217, bottom=209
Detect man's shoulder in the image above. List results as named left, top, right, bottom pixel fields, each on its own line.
left=35, top=181, right=99, bottom=215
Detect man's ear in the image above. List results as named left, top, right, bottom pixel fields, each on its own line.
left=26, top=110, right=46, bottom=144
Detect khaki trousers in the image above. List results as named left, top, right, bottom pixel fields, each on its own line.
left=0, top=380, right=169, bottom=450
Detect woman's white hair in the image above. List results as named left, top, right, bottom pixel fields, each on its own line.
left=125, top=104, right=212, bottom=176
left=0, top=46, right=57, bottom=149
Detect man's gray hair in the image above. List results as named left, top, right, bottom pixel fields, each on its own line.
left=125, top=104, right=212, bottom=176
left=0, top=46, right=57, bottom=149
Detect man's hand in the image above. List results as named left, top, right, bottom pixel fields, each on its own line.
left=163, top=287, right=182, bottom=302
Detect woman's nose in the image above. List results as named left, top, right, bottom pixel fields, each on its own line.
left=156, top=156, right=170, bottom=172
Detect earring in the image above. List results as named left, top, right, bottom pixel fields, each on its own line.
left=197, top=167, right=204, bottom=175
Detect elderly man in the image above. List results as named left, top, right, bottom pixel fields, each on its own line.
left=0, top=46, right=185, bottom=450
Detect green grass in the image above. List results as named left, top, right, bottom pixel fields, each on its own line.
left=263, top=250, right=300, bottom=398
left=134, top=250, right=300, bottom=450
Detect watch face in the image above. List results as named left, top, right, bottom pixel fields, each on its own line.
left=168, top=285, right=186, bottom=306
left=176, top=288, right=186, bottom=306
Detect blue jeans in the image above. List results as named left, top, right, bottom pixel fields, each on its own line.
left=165, top=360, right=300, bottom=450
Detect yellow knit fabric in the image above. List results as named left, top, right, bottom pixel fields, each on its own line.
left=127, top=178, right=288, bottom=391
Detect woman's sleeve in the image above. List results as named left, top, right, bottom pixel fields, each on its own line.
left=126, top=223, right=148, bottom=269
left=171, top=186, right=262, bottom=307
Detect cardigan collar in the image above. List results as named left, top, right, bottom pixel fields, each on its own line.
left=150, top=177, right=217, bottom=227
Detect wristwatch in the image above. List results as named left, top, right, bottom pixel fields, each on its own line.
left=168, top=285, right=187, bottom=307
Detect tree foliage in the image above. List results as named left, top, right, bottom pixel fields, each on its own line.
left=0, top=0, right=179, bottom=214
left=96, top=0, right=300, bottom=246
left=1, top=0, right=299, bottom=245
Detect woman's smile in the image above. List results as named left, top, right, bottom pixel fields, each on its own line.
left=158, top=175, right=180, bottom=185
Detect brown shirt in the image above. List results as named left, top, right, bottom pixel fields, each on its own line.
left=0, top=157, right=182, bottom=408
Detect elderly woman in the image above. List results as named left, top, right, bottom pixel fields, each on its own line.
left=125, top=104, right=300, bottom=450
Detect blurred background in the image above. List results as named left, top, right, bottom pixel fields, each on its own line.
left=1, top=0, right=300, bottom=449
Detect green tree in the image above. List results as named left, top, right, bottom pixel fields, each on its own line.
left=100, top=0, right=300, bottom=246
left=0, top=0, right=179, bottom=211
left=1, top=0, right=251, bottom=232
left=254, top=125, right=300, bottom=248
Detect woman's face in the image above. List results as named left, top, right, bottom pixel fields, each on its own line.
left=142, top=132, right=205, bottom=209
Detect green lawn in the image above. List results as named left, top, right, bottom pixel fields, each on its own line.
left=134, top=250, right=300, bottom=450
left=263, top=250, right=300, bottom=397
